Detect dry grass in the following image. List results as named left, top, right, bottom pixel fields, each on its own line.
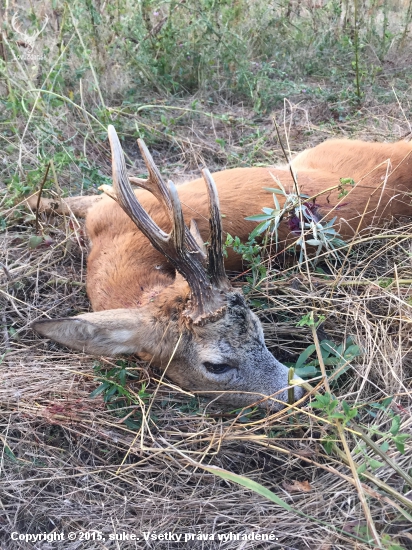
left=1, top=119, right=412, bottom=547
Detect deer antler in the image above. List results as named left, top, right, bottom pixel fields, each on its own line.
left=12, top=13, right=48, bottom=52
left=107, top=125, right=231, bottom=325
left=201, top=168, right=230, bottom=291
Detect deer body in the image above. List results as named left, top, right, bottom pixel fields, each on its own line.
left=31, top=131, right=412, bottom=410
left=84, top=139, right=411, bottom=310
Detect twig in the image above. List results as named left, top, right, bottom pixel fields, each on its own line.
left=35, top=162, right=51, bottom=233
left=352, top=421, right=412, bottom=487
left=1, top=313, right=9, bottom=351
left=272, top=117, right=299, bottom=195
left=310, top=311, right=330, bottom=393
left=0, top=262, right=12, bottom=281
left=336, top=421, right=382, bottom=547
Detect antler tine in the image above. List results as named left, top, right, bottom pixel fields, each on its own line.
left=12, top=13, right=24, bottom=36
left=109, top=126, right=189, bottom=256
left=189, top=219, right=207, bottom=258
left=163, top=179, right=227, bottom=323
left=40, top=14, right=49, bottom=32
left=133, top=140, right=206, bottom=257
left=108, top=126, right=168, bottom=250
left=202, top=169, right=231, bottom=290
left=108, top=125, right=226, bottom=323
left=136, top=139, right=172, bottom=209
left=166, top=178, right=186, bottom=255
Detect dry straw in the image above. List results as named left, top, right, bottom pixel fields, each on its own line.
left=1, top=163, right=412, bottom=548
left=1, top=22, right=412, bottom=541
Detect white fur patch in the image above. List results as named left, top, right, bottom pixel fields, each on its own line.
left=112, top=329, right=135, bottom=342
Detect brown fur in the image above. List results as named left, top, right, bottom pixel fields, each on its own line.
left=28, top=138, right=412, bottom=312
left=80, top=139, right=412, bottom=310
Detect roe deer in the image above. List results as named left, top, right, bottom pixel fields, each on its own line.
left=30, top=127, right=412, bottom=410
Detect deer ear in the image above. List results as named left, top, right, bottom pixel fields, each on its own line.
left=32, top=309, right=151, bottom=355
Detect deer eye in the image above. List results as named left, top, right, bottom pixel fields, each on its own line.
left=203, top=362, right=233, bottom=374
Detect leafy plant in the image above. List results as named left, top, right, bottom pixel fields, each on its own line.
left=338, top=177, right=355, bottom=198
left=245, top=175, right=347, bottom=265
left=90, top=360, right=151, bottom=430
left=310, top=393, right=358, bottom=425
left=310, top=391, right=410, bottom=489
left=77, top=162, right=112, bottom=189
left=366, top=397, right=410, bottom=454
left=296, top=312, right=326, bottom=329
left=289, top=336, right=362, bottom=380
left=224, top=233, right=266, bottom=287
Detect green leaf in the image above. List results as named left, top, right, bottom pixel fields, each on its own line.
left=203, top=464, right=294, bottom=510
left=340, top=178, right=355, bottom=186
left=295, top=344, right=316, bottom=369
left=309, top=401, right=325, bottom=409
left=104, top=385, right=118, bottom=402
left=347, top=408, right=358, bottom=420
left=380, top=441, right=390, bottom=452
left=393, top=433, right=409, bottom=443
left=119, top=370, right=126, bottom=386
left=368, top=459, right=384, bottom=470
left=378, top=278, right=393, bottom=288
left=262, top=207, right=275, bottom=215
left=124, top=418, right=142, bottom=430
left=329, top=412, right=346, bottom=420
left=394, top=442, right=405, bottom=454
left=321, top=436, right=335, bottom=454
left=272, top=192, right=280, bottom=210
left=245, top=213, right=273, bottom=221
left=381, top=396, right=394, bottom=408
left=89, top=383, right=109, bottom=398
left=393, top=434, right=409, bottom=454
left=310, top=394, right=338, bottom=412
left=323, top=357, right=341, bottom=366
left=4, top=444, right=18, bottom=461
left=314, top=393, right=332, bottom=406
left=320, top=340, right=336, bottom=351
left=330, top=238, right=347, bottom=248
left=335, top=343, right=344, bottom=356
left=390, top=415, right=401, bottom=436
left=343, top=344, right=361, bottom=358
left=323, top=216, right=338, bottom=228
left=249, top=220, right=271, bottom=238
left=29, top=235, right=44, bottom=249
left=295, top=365, right=318, bottom=377
left=263, top=187, right=286, bottom=195
left=319, top=348, right=331, bottom=363
left=357, top=463, right=367, bottom=474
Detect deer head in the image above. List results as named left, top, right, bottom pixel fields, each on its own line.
left=12, top=13, right=49, bottom=52
left=33, top=126, right=304, bottom=410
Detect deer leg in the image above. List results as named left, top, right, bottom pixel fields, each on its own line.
left=25, top=193, right=103, bottom=218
